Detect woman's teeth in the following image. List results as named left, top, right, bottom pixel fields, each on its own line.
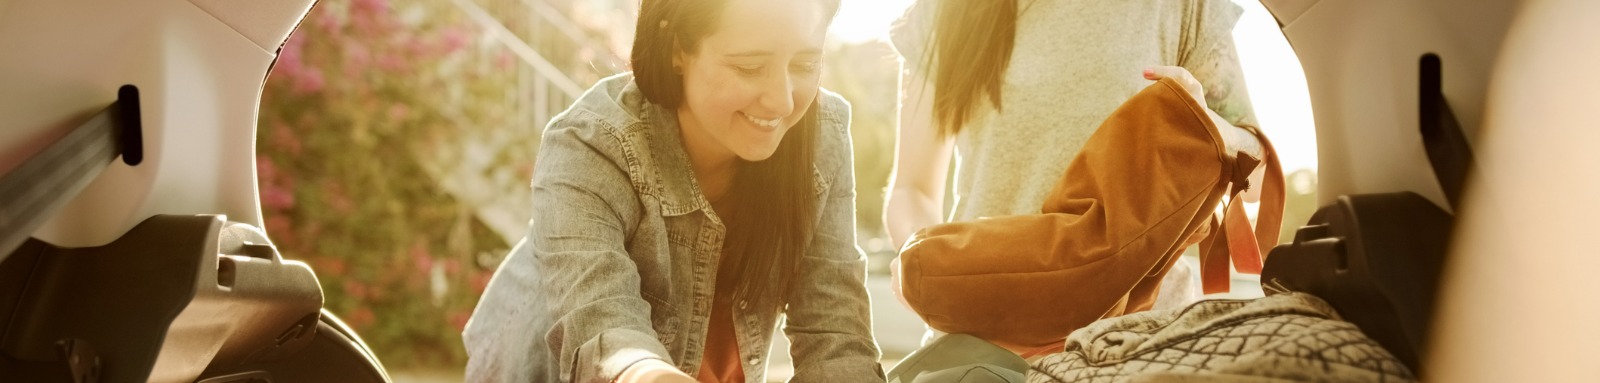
left=743, top=112, right=782, bottom=128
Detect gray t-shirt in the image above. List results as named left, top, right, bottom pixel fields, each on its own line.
left=891, top=0, right=1260, bottom=222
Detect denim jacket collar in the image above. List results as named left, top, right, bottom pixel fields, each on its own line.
left=616, top=79, right=711, bottom=217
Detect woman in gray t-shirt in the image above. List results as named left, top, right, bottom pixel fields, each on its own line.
left=882, top=0, right=1269, bottom=356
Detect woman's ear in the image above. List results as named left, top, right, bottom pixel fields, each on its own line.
left=671, top=47, right=686, bottom=75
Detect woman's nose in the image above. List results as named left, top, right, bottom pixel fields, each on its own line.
left=756, top=72, right=796, bottom=117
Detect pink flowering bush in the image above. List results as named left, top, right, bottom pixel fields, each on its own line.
left=257, top=0, right=525, bottom=369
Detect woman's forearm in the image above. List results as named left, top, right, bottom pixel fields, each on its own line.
left=1207, top=107, right=1264, bottom=160
left=886, top=67, right=952, bottom=251
left=885, top=186, right=945, bottom=251
left=1205, top=108, right=1268, bottom=202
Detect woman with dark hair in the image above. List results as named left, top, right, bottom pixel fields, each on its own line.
left=463, top=0, right=885, bottom=382
left=883, top=0, right=1270, bottom=356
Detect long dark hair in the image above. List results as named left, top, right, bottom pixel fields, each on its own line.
left=631, top=0, right=841, bottom=303
left=920, top=0, right=1018, bottom=137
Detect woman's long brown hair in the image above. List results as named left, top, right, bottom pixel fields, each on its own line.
left=924, top=0, right=1019, bottom=137
left=631, top=0, right=840, bottom=303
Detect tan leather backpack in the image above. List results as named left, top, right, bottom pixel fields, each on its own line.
left=898, top=77, right=1286, bottom=351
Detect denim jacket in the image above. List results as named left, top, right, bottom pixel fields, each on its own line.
left=464, top=73, right=884, bottom=383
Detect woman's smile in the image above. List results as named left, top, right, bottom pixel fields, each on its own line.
left=742, top=111, right=784, bottom=131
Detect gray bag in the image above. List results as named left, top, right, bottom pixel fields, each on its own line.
left=887, top=334, right=1027, bottom=383
left=1028, top=292, right=1414, bottom=383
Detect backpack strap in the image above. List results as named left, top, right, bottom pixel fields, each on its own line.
left=1199, top=125, right=1285, bottom=294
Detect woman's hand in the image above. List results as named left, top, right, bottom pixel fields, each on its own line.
left=1144, top=66, right=1266, bottom=178
left=617, top=359, right=697, bottom=383
left=1143, top=66, right=1208, bottom=109
left=890, top=256, right=912, bottom=311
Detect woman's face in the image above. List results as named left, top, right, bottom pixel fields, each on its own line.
left=675, top=0, right=828, bottom=162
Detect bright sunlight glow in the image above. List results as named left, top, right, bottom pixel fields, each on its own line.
left=829, top=0, right=1318, bottom=172
left=828, top=0, right=916, bottom=44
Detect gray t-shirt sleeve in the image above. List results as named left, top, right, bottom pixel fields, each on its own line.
left=889, top=0, right=938, bottom=76
left=1181, top=0, right=1259, bottom=129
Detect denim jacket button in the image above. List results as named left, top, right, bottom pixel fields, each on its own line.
left=747, top=357, right=761, bottom=366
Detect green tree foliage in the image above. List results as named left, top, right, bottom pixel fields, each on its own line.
left=257, top=0, right=514, bottom=368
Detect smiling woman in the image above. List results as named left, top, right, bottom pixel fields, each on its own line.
left=463, top=0, right=888, bottom=382
left=631, top=0, right=835, bottom=380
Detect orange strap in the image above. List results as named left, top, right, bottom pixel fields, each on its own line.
left=1199, top=127, right=1285, bottom=294
left=1225, top=198, right=1264, bottom=274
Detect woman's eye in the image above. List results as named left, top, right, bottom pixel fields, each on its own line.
left=792, top=61, right=821, bottom=74
left=734, top=65, right=763, bottom=76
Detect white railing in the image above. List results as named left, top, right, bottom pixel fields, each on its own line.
left=448, top=0, right=585, bottom=97
left=427, top=0, right=629, bottom=245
